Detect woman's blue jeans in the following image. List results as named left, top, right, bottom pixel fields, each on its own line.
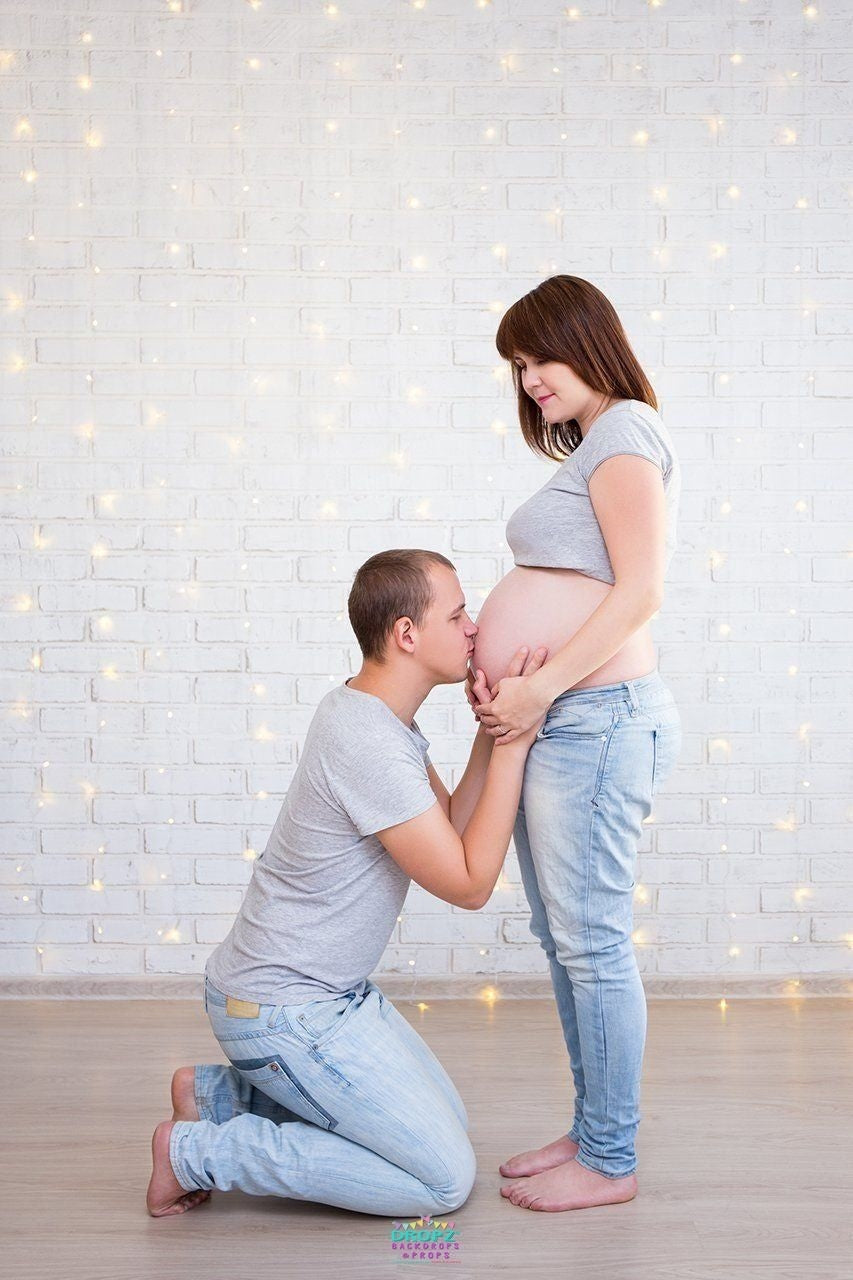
left=169, top=975, right=476, bottom=1217
left=513, top=667, right=682, bottom=1180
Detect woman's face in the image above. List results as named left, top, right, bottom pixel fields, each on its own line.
left=512, top=351, right=604, bottom=430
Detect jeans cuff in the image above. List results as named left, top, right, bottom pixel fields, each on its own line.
left=193, top=1064, right=231, bottom=1123
left=574, top=1150, right=636, bottom=1180
left=169, top=1120, right=201, bottom=1191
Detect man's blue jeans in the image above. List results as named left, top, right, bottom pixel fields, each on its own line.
left=170, top=975, right=476, bottom=1217
left=513, top=668, right=682, bottom=1179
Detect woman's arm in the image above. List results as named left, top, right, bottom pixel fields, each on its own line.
left=532, top=584, right=660, bottom=704
left=533, top=453, right=666, bottom=700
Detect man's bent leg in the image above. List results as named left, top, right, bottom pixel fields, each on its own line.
left=173, top=983, right=476, bottom=1216
left=170, top=1114, right=470, bottom=1217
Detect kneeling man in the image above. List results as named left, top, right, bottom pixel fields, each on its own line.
left=147, top=548, right=546, bottom=1218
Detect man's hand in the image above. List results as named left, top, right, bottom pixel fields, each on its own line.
left=465, top=665, right=492, bottom=723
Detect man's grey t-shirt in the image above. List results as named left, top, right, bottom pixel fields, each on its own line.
left=205, top=680, right=438, bottom=1005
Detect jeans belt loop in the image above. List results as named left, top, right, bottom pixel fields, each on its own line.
left=626, top=680, right=641, bottom=717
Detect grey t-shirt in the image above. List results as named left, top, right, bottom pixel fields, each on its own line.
left=505, top=400, right=681, bottom=585
left=205, top=679, right=438, bottom=1005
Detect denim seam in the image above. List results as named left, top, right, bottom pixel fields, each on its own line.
left=590, top=706, right=618, bottom=805
left=227, top=1050, right=339, bottom=1130
left=582, top=799, right=613, bottom=1170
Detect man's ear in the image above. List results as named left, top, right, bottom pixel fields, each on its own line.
left=392, top=616, right=416, bottom=654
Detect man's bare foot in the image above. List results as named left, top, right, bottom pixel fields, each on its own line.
left=500, top=1159, right=637, bottom=1212
left=499, top=1133, right=579, bottom=1178
left=171, top=1066, right=200, bottom=1122
left=147, top=1119, right=211, bottom=1217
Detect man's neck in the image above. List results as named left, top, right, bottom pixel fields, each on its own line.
left=345, top=668, right=431, bottom=731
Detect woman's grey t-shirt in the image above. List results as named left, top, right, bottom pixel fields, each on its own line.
left=505, top=399, right=681, bottom=585
left=205, top=680, right=438, bottom=1005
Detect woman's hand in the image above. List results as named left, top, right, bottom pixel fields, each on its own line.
left=471, top=645, right=552, bottom=745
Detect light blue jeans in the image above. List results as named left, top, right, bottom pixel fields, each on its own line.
left=513, top=668, right=682, bottom=1179
left=169, top=975, right=476, bottom=1217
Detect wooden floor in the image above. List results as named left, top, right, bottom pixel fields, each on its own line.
left=4, top=995, right=852, bottom=1279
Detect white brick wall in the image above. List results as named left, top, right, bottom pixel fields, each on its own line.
left=1, top=0, right=851, bottom=992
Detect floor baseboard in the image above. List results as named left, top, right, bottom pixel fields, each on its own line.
left=0, top=973, right=850, bottom=999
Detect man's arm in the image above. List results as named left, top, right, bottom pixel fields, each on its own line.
left=375, top=647, right=549, bottom=911
left=448, top=721, right=494, bottom=836
left=426, top=761, right=451, bottom=820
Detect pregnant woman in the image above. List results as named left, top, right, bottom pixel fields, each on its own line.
left=468, top=274, right=683, bottom=1213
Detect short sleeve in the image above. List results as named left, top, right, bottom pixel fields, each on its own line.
left=330, top=727, right=438, bottom=838
left=577, top=412, right=668, bottom=485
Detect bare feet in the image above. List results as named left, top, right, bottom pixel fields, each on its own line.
left=147, top=1119, right=211, bottom=1217
left=171, top=1066, right=200, bottom=1122
left=501, top=1159, right=637, bottom=1212
left=499, top=1133, right=579, bottom=1178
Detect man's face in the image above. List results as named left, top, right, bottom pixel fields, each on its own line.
left=418, top=567, right=478, bottom=684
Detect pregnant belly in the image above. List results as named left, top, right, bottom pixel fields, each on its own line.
left=470, top=566, right=656, bottom=698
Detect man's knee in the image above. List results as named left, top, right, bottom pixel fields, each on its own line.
left=429, top=1133, right=476, bottom=1212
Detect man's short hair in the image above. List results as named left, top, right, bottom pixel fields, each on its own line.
left=348, top=548, right=456, bottom=664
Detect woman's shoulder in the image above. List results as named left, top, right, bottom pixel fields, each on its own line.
left=607, top=398, right=665, bottom=428
left=600, top=399, right=676, bottom=450
left=574, top=399, right=678, bottom=481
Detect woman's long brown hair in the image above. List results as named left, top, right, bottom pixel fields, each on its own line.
left=495, top=274, right=659, bottom=463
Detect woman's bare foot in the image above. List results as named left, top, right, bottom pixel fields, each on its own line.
left=499, top=1133, right=579, bottom=1178
left=147, top=1119, right=210, bottom=1217
left=170, top=1066, right=200, bottom=1122
left=501, top=1159, right=637, bottom=1212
